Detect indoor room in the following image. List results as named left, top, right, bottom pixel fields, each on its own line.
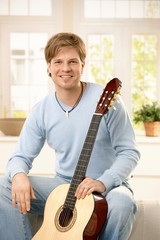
left=0, top=0, right=160, bottom=239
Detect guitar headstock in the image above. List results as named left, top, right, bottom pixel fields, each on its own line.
left=95, top=78, right=122, bottom=115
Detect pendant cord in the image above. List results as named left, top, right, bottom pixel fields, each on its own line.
left=55, top=82, right=83, bottom=116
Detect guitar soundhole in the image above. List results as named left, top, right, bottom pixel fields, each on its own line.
left=59, top=207, right=73, bottom=227
left=55, top=205, right=77, bottom=232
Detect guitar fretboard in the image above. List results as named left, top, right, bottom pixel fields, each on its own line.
left=64, top=113, right=103, bottom=210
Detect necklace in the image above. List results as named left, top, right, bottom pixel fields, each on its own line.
left=55, top=82, right=83, bottom=118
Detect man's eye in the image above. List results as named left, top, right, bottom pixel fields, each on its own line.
left=70, top=60, right=77, bottom=64
left=54, top=61, right=61, bottom=64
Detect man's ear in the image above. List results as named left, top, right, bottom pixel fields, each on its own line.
left=81, top=62, right=85, bottom=74
left=47, top=63, right=51, bottom=77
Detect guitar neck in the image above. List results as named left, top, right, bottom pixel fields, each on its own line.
left=64, top=113, right=103, bottom=209
left=63, top=78, right=121, bottom=210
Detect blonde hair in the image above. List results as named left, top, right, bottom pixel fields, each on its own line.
left=44, top=32, right=86, bottom=64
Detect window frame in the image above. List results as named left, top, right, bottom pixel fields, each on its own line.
left=0, top=0, right=63, bottom=118
left=73, top=0, right=160, bottom=115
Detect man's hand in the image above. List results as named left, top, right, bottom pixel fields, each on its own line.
left=12, top=173, right=36, bottom=214
left=75, top=177, right=106, bottom=200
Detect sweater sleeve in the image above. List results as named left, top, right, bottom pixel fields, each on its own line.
left=7, top=111, right=45, bottom=180
left=97, top=96, right=140, bottom=193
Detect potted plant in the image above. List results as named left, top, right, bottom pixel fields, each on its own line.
left=133, top=102, right=160, bottom=136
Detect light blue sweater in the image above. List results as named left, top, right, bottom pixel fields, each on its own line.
left=7, top=82, right=140, bottom=193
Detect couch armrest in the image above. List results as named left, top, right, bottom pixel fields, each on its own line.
left=129, top=199, right=160, bottom=240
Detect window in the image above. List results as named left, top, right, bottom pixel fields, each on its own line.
left=0, top=0, right=52, bottom=16
left=0, top=0, right=160, bottom=127
left=87, top=35, right=114, bottom=85
left=84, top=0, right=160, bottom=18
left=74, top=0, right=160, bottom=124
left=131, top=35, right=158, bottom=112
left=86, top=32, right=159, bottom=116
left=0, top=0, right=60, bottom=118
left=10, top=33, right=48, bottom=117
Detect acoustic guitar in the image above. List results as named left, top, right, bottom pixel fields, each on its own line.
left=32, top=78, right=122, bottom=240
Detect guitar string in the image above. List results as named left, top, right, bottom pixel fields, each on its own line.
left=60, top=116, right=101, bottom=227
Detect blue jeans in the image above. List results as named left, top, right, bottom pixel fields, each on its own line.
left=0, top=175, right=137, bottom=240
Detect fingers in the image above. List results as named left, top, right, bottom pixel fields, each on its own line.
left=12, top=191, right=31, bottom=214
left=17, top=194, right=28, bottom=214
left=75, top=178, right=97, bottom=200
left=11, top=173, right=36, bottom=214
left=75, top=178, right=106, bottom=200
left=76, top=185, right=95, bottom=200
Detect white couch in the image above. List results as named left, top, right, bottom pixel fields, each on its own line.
left=29, top=198, right=160, bottom=240
left=129, top=199, right=160, bottom=240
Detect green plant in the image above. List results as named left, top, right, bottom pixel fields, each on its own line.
left=133, top=102, right=160, bottom=123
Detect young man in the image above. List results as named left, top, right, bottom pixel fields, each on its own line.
left=0, top=32, right=140, bottom=239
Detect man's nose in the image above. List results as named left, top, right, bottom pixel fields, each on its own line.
left=62, top=62, right=71, bottom=71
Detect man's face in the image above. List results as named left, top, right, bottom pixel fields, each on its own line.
left=48, top=46, right=84, bottom=91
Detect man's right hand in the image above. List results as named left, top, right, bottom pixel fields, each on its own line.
left=12, top=173, right=36, bottom=214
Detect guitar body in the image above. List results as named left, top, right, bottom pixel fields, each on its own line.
left=32, top=184, right=107, bottom=240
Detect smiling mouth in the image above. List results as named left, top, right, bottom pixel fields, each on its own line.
left=60, top=75, right=73, bottom=78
